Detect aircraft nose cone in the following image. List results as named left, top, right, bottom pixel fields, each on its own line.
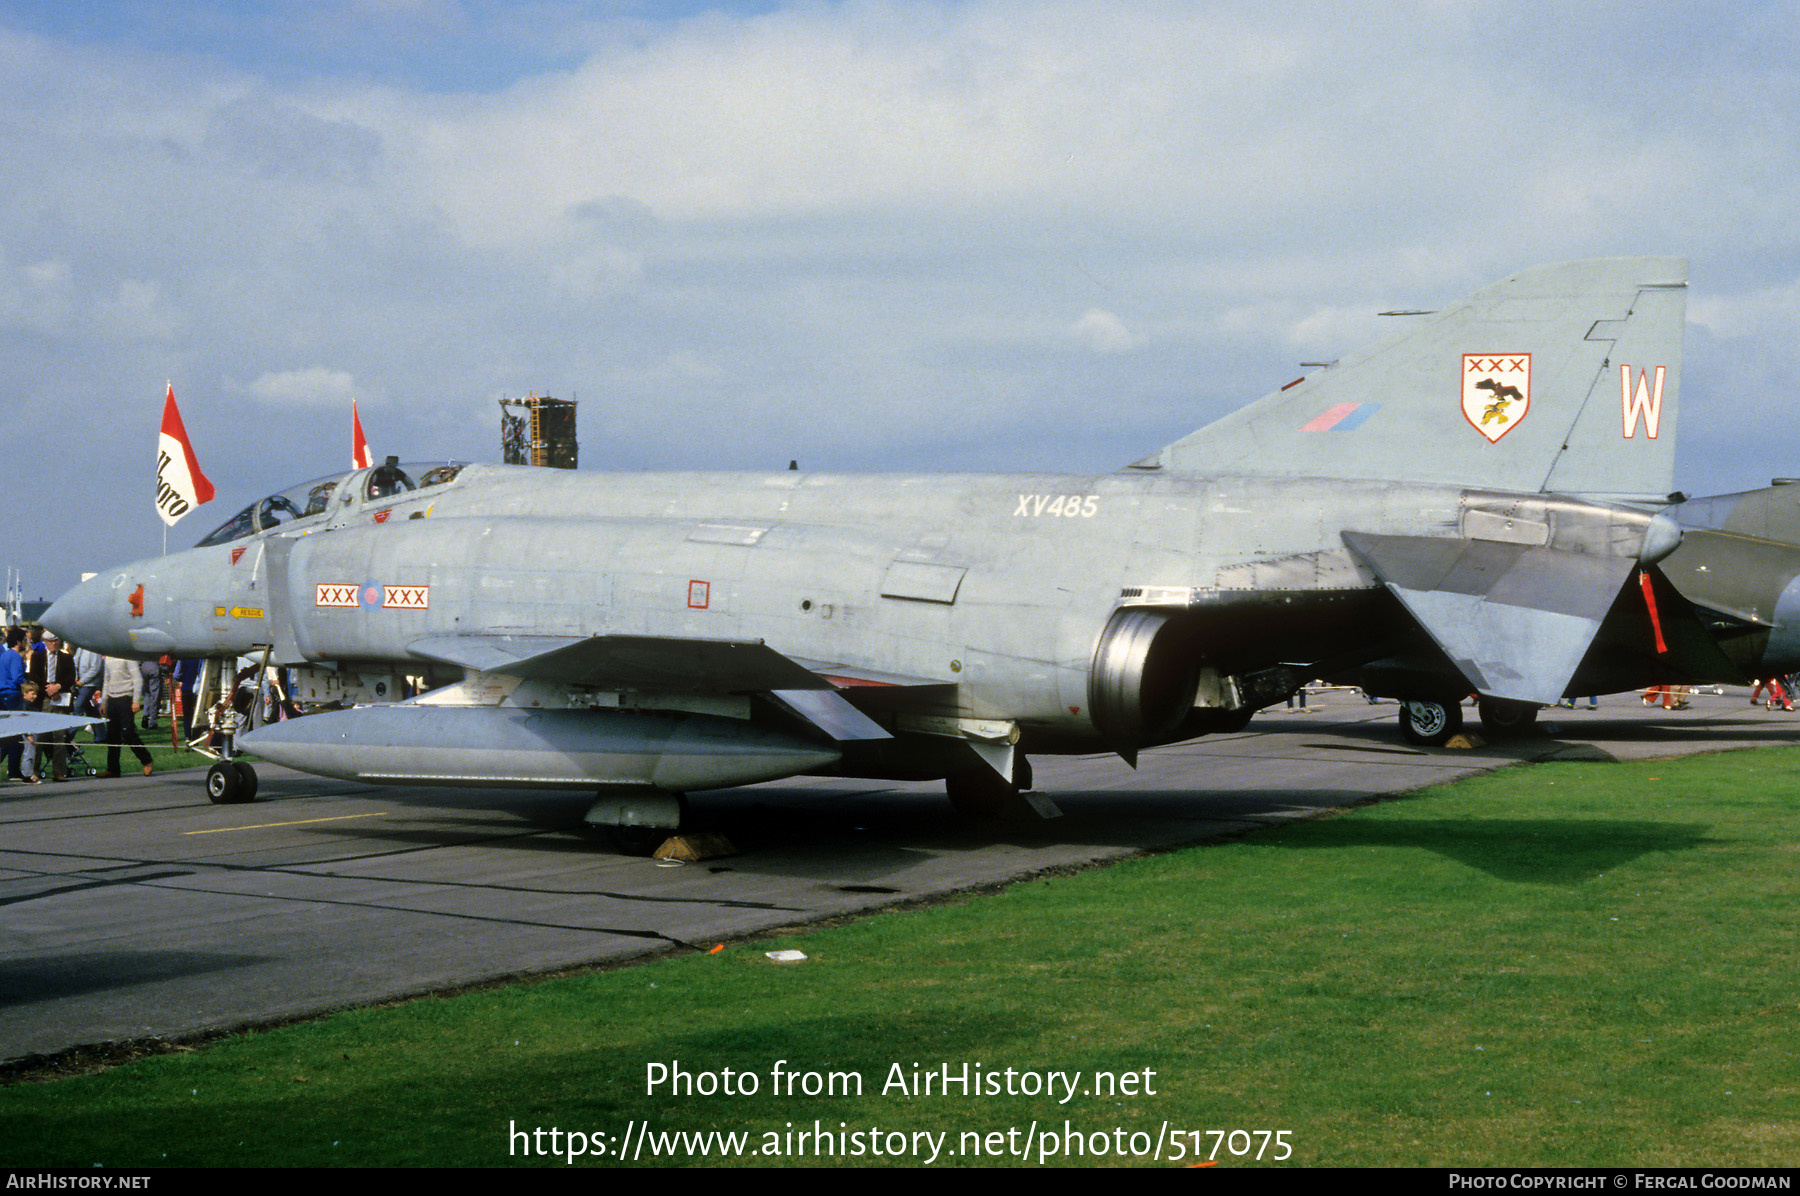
left=42, top=572, right=132, bottom=655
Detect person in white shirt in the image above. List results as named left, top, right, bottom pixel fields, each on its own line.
left=98, top=656, right=153, bottom=777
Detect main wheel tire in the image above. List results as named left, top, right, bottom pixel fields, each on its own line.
left=1398, top=699, right=1463, bottom=747
left=606, top=825, right=669, bottom=856
left=946, top=755, right=1032, bottom=820
left=205, top=761, right=247, bottom=804
left=587, top=792, right=688, bottom=856
left=231, top=760, right=258, bottom=802
left=1477, top=697, right=1539, bottom=738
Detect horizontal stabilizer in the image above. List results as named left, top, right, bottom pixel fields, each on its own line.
left=408, top=633, right=830, bottom=693
left=1344, top=531, right=1635, bottom=705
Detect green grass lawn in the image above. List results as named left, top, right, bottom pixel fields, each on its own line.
left=3, top=746, right=1797, bottom=1167
left=56, top=722, right=213, bottom=777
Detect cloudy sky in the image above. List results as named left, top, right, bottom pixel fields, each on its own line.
left=4, top=0, right=1799, bottom=600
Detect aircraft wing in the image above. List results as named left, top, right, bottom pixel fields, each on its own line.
left=0, top=711, right=105, bottom=737
left=1343, top=531, right=1637, bottom=705
left=409, top=632, right=832, bottom=692
left=407, top=633, right=893, bottom=740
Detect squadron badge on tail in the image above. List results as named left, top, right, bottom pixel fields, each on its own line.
left=1462, top=353, right=1531, bottom=442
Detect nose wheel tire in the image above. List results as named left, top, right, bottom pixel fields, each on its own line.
left=206, top=760, right=257, bottom=804
left=1398, top=699, right=1463, bottom=747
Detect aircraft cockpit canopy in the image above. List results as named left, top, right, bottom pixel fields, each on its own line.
left=195, top=461, right=468, bottom=548
left=365, top=457, right=414, bottom=500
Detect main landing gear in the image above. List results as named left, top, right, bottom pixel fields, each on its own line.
left=1399, top=696, right=1541, bottom=746
left=1476, top=696, right=1539, bottom=738
left=205, top=760, right=258, bottom=804
left=945, top=754, right=1034, bottom=820
left=1398, top=698, right=1462, bottom=747
left=583, top=790, right=688, bottom=855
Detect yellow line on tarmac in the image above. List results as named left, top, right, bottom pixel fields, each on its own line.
left=185, top=812, right=387, bottom=835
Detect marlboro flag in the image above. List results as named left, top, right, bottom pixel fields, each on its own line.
left=351, top=399, right=372, bottom=469
left=155, top=384, right=214, bottom=526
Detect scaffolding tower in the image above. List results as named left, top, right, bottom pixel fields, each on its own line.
left=499, top=392, right=578, bottom=469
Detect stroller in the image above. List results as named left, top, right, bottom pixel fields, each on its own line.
left=62, top=734, right=99, bottom=778
left=39, top=709, right=103, bottom=778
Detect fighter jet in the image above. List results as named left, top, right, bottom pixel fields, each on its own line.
left=45, top=257, right=1688, bottom=844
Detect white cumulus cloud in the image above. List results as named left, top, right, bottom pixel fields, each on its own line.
left=240, top=366, right=358, bottom=407
left=1069, top=308, right=1143, bottom=353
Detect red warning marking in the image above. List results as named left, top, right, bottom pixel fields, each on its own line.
left=1639, top=570, right=1667, bottom=654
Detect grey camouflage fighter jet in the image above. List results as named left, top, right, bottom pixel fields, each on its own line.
left=46, top=257, right=1689, bottom=843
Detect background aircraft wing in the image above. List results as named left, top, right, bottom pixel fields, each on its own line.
left=1574, top=564, right=1751, bottom=691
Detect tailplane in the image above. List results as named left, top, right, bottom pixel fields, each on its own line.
left=1137, top=257, right=1687, bottom=503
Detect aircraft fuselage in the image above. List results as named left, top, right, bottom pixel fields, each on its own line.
left=49, top=462, right=1674, bottom=760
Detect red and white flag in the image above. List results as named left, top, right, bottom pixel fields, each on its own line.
left=155, top=383, right=214, bottom=527
left=351, top=398, right=373, bottom=469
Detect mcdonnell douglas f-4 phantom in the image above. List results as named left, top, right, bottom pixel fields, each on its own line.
left=47, top=257, right=1689, bottom=843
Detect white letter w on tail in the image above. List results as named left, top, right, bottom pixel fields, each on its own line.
left=1620, top=364, right=1666, bottom=439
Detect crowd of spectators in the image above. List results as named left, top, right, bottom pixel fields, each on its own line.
left=2, top=625, right=199, bottom=783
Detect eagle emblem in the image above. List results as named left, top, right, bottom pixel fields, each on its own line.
left=1462, top=354, right=1530, bottom=443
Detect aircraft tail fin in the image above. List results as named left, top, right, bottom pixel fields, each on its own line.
left=1137, top=257, right=1687, bottom=502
